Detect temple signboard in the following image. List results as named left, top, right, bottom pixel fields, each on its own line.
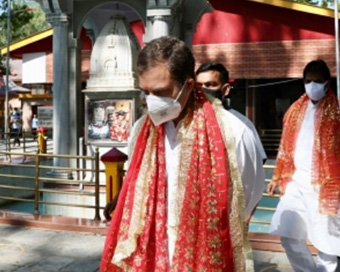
left=85, top=98, right=134, bottom=146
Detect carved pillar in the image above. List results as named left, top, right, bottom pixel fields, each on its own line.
left=152, top=15, right=171, bottom=38
left=145, top=9, right=172, bottom=42
left=46, top=13, right=70, bottom=167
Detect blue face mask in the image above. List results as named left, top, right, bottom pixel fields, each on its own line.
left=304, top=81, right=328, bottom=102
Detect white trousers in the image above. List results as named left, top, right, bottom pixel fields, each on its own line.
left=281, top=236, right=338, bottom=272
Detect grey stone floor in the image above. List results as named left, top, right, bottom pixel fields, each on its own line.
left=2, top=224, right=337, bottom=272
left=0, top=224, right=105, bottom=272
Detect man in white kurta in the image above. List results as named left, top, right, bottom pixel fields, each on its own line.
left=124, top=99, right=264, bottom=264
left=101, top=37, right=259, bottom=271
left=268, top=59, right=340, bottom=272
left=269, top=100, right=340, bottom=271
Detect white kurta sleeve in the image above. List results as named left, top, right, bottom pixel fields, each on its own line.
left=236, top=128, right=266, bottom=217
left=222, top=110, right=266, bottom=218
left=229, top=109, right=267, bottom=162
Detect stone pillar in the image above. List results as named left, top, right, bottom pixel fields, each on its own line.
left=145, top=9, right=172, bottom=42
left=152, top=15, right=170, bottom=38
left=47, top=13, right=70, bottom=167
left=184, top=25, right=194, bottom=48
left=69, top=37, right=83, bottom=168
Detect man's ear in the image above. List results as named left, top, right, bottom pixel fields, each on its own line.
left=187, top=78, right=195, bottom=92
left=222, top=83, right=231, bottom=97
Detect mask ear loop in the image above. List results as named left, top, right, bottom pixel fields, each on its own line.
left=174, top=79, right=188, bottom=102
left=323, top=81, right=328, bottom=91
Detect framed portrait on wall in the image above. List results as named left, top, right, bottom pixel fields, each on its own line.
left=85, top=98, right=134, bottom=146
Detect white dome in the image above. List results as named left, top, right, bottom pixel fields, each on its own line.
left=87, top=15, right=140, bottom=91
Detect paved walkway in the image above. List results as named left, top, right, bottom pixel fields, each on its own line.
left=0, top=223, right=298, bottom=272
left=0, top=224, right=105, bottom=272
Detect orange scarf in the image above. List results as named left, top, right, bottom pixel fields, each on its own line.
left=100, top=88, right=235, bottom=271
left=273, top=90, right=340, bottom=215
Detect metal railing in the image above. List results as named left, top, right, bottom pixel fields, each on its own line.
left=0, top=148, right=104, bottom=220
left=0, top=148, right=278, bottom=225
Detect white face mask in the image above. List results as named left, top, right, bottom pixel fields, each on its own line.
left=145, top=81, right=187, bottom=126
left=304, top=81, right=327, bottom=102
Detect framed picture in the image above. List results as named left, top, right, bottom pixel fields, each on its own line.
left=85, top=98, right=134, bottom=146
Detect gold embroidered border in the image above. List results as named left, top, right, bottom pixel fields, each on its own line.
left=112, top=123, right=157, bottom=270
left=171, top=108, right=197, bottom=259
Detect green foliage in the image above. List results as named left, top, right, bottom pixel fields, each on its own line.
left=320, top=1, right=330, bottom=7
left=294, top=0, right=319, bottom=4
left=0, top=56, right=6, bottom=74
left=0, top=0, right=50, bottom=48
left=290, top=0, right=337, bottom=8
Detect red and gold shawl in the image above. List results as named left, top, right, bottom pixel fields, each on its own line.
left=100, top=88, right=237, bottom=272
left=273, top=90, right=340, bottom=215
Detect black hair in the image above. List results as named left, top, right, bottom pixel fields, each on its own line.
left=303, top=59, right=331, bottom=81
left=137, top=36, right=195, bottom=85
left=196, top=62, right=229, bottom=84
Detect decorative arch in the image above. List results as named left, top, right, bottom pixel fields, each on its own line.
left=83, top=17, right=98, bottom=42
left=73, top=0, right=146, bottom=40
